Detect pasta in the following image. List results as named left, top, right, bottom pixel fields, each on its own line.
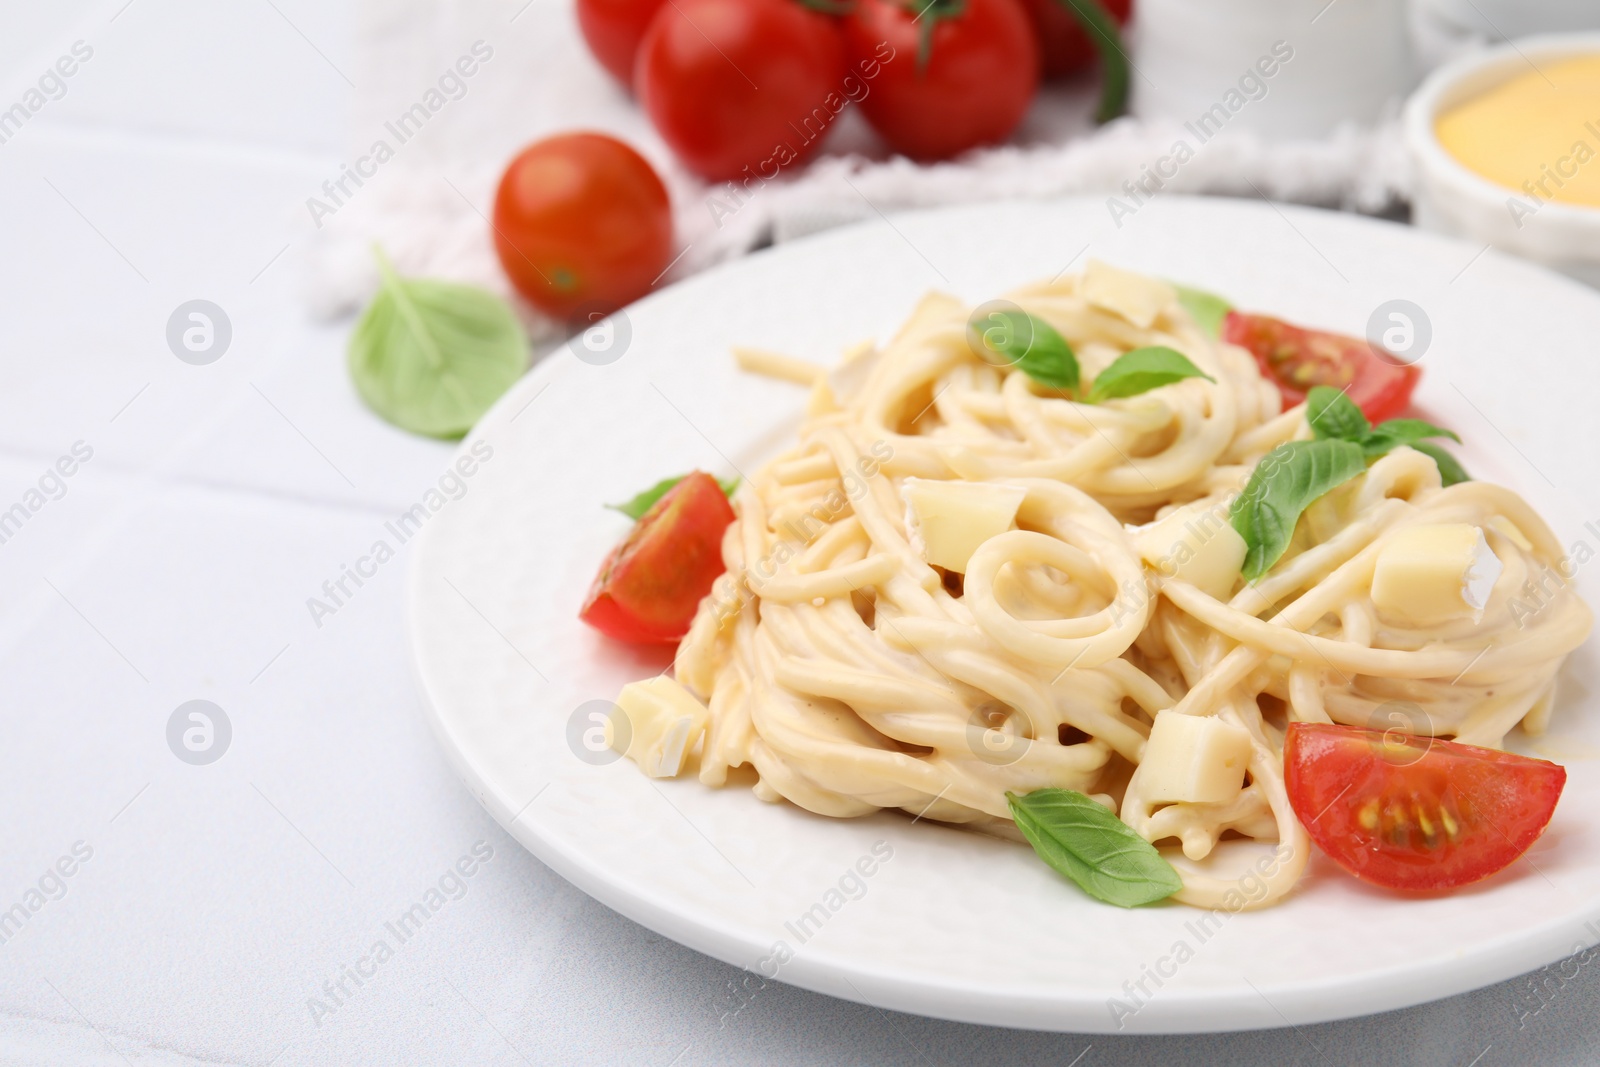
left=622, top=261, right=1591, bottom=910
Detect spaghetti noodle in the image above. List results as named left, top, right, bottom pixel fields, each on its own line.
left=632, top=262, right=1588, bottom=909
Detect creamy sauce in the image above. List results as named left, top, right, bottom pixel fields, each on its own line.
left=1436, top=56, right=1600, bottom=207
left=649, top=263, right=1592, bottom=911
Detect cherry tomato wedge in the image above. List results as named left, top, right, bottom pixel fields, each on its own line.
left=1222, top=311, right=1421, bottom=424
left=576, top=0, right=668, bottom=89
left=1019, top=0, right=1131, bottom=79
left=843, top=0, right=1039, bottom=161
left=1285, top=722, right=1566, bottom=892
left=492, top=132, right=673, bottom=321
left=581, top=472, right=736, bottom=644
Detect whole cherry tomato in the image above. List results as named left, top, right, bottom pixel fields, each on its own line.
left=576, top=0, right=668, bottom=89
left=636, top=0, right=848, bottom=181
left=492, top=132, right=673, bottom=321
left=1018, top=0, right=1131, bottom=79
left=842, top=0, right=1039, bottom=161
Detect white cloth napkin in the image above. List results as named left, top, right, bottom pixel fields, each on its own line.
left=306, top=0, right=1413, bottom=344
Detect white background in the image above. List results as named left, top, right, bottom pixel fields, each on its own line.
left=1, top=1, right=1598, bottom=1064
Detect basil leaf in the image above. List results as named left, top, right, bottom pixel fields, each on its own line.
left=1173, top=284, right=1232, bottom=338
left=1303, top=387, right=1460, bottom=454
left=1006, top=789, right=1181, bottom=907
left=607, top=473, right=739, bottom=520
left=1087, top=346, right=1215, bottom=403
left=972, top=309, right=1080, bottom=392
left=607, top=476, right=682, bottom=520
left=1305, top=385, right=1370, bottom=443
left=348, top=248, right=527, bottom=439
left=1411, top=440, right=1472, bottom=486
left=1230, top=439, right=1368, bottom=581
left=1302, top=386, right=1464, bottom=477
left=1360, top=418, right=1461, bottom=458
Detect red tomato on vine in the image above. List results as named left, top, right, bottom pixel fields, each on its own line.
left=636, top=0, right=849, bottom=181
left=842, top=0, right=1040, bottom=161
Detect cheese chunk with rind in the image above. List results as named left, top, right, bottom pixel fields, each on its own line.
left=1371, top=523, right=1502, bottom=625
left=616, top=675, right=710, bottom=778
left=903, top=479, right=1028, bottom=574
left=1140, top=713, right=1254, bottom=805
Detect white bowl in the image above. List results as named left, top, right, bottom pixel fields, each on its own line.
left=1406, top=33, right=1600, bottom=287
left=1419, top=0, right=1600, bottom=40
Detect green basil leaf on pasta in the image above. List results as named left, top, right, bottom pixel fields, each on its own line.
left=1230, top=439, right=1368, bottom=581
left=1172, top=284, right=1232, bottom=339
left=1305, top=385, right=1370, bottom=443
left=973, top=309, right=1080, bottom=392
left=1360, top=418, right=1461, bottom=458
left=1410, top=440, right=1472, bottom=486
left=608, top=473, right=739, bottom=520
left=1006, top=789, right=1182, bottom=907
left=1087, top=346, right=1215, bottom=403
left=1301, top=385, right=1464, bottom=477
left=348, top=248, right=527, bottom=439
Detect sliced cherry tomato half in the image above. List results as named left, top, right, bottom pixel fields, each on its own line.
left=581, top=471, right=736, bottom=644
left=1285, top=722, right=1566, bottom=892
left=1222, top=311, right=1421, bottom=424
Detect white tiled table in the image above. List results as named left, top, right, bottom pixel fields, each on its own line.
left=2, top=3, right=1598, bottom=1064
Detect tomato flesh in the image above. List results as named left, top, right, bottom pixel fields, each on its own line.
left=843, top=0, right=1039, bottom=162
left=492, top=133, right=673, bottom=321
left=1222, top=311, right=1421, bottom=424
left=1285, top=723, right=1566, bottom=892
left=581, top=472, right=736, bottom=644
left=1019, top=0, right=1131, bottom=79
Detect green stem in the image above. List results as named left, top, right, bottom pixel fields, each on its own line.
left=1053, top=0, right=1128, bottom=123
left=908, top=0, right=965, bottom=75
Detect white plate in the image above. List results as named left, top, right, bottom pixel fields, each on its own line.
left=407, top=196, right=1600, bottom=1033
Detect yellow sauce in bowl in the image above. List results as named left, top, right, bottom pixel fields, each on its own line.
left=1435, top=55, right=1600, bottom=207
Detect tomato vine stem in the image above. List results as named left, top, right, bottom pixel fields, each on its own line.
left=902, top=0, right=968, bottom=74
left=1052, top=0, right=1127, bottom=122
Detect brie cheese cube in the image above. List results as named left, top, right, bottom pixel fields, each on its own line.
left=902, top=478, right=1028, bottom=574
left=615, top=675, right=710, bottom=778
left=1140, top=713, right=1254, bottom=805
left=1371, top=523, right=1502, bottom=625
left=1081, top=260, right=1176, bottom=330
left=1133, top=502, right=1248, bottom=600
